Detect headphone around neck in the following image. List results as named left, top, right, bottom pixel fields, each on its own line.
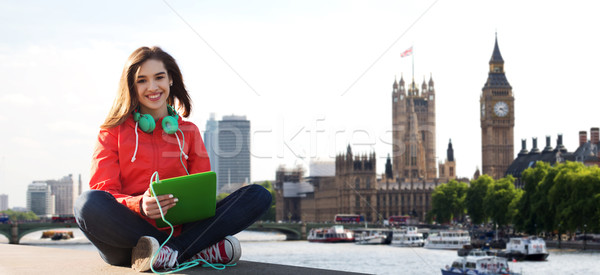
left=133, top=105, right=179, bottom=134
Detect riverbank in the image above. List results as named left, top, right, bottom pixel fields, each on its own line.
left=0, top=244, right=366, bottom=275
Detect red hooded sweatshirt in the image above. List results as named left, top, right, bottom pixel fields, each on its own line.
left=89, top=115, right=211, bottom=235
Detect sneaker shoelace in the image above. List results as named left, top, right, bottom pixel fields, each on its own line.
left=153, top=245, right=179, bottom=270
left=197, top=241, right=229, bottom=264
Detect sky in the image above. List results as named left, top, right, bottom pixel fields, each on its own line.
left=1, top=0, right=599, bottom=208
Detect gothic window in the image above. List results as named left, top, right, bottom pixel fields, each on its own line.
left=355, top=178, right=360, bottom=190
left=366, top=177, right=371, bottom=189
left=449, top=167, right=454, bottom=177
left=355, top=195, right=360, bottom=208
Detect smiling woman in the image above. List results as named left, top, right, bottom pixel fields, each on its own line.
left=73, top=46, right=272, bottom=273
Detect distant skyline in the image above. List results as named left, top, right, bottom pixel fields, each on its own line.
left=1, top=0, right=600, bottom=208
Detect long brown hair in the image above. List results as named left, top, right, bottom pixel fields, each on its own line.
left=101, top=46, right=192, bottom=129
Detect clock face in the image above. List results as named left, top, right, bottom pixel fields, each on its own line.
left=429, top=94, right=434, bottom=100
left=494, top=101, right=509, bottom=117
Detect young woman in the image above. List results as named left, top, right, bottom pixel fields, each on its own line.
left=74, top=46, right=271, bottom=272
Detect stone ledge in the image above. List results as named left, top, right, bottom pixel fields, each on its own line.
left=0, top=244, right=367, bottom=275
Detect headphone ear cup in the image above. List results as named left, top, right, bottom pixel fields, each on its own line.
left=162, top=116, right=179, bottom=134
left=138, top=114, right=156, bottom=133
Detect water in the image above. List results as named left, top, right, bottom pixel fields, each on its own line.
left=3, top=229, right=599, bottom=274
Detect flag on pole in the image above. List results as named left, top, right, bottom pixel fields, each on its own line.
left=401, top=47, right=413, bottom=58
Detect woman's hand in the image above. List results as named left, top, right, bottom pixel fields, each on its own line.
left=140, top=189, right=178, bottom=220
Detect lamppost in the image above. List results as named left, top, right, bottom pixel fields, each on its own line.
left=583, top=224, right=587, bottom=250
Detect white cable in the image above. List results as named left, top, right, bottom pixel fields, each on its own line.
left=131, top=121, right=139, bottom=162
left=175, top=130, right=189, bottom=160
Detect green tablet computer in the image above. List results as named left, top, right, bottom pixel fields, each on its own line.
left=150, top=171, right=217, bottom=228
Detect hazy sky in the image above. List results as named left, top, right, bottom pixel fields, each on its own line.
left=1, top=0, right=599, bottom=208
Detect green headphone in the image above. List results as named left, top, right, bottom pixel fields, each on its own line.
left=133, top=105, right=179, bottom=134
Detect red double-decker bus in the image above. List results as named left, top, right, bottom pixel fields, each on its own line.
left=334, top=214, right=364, bottom=223
left=388, top=215, right=411, bottom=226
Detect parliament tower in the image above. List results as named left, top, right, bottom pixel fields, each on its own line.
left=392, top=75, right=437, bottom=182
left=480, top=34, right=515, bottom=179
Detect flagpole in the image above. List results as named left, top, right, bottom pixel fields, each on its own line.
left=411, top=46, right=414, bottom=91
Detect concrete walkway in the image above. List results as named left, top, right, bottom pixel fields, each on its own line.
left=0, top=244, right=367, bottom=275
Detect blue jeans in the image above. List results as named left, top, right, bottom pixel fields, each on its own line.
left=73, top=184, right=271, bottom=266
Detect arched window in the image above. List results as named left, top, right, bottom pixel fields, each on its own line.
left=355, top=178, right=360, bottom=190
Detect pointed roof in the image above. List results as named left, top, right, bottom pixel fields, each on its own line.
left=447, top=139, right=454, bottom=162
left=490, top=32, right=504, bottom=64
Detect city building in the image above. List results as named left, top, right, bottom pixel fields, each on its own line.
left=216, top=115, right=251, bottom=193
left=204, top=113, right=219, bottom=177
left=29, top=174, right=81, bottom=216
left=0, top=194, right=8, bottom=211
left=506, top=128, right=600, bottom=187
left=27, top=182, right=54, bottom=217
left=392, top=74, right=437, bottom=181
left=480, top=34, right=515, bottom=180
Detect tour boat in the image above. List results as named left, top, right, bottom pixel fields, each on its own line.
left=425, top=230, right=471, bottom=250
left=307, top=225, right=354, bottom=243
left=390, top=226, right=425, bottom=247
left=497, top=236, right=548, bottom=261
left=441, top=254, right=521, bottom=275
left=354, top=228, right=392, bottom=245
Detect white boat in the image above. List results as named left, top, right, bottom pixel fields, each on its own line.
left=441, top=254, right=521, bottom=275
left=497, top=236, right=548, bottom=261
left=307, top=225, right=355, bottom=243
left=425, top=230, right=471, bottom=250
left=390, top=226, right=425, bottom=247
left=354, top=228, right=391, bottom=245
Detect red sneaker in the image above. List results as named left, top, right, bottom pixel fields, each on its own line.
left=190, top=236, right=241, bottom=265
left=131, top=236, right=179, bottom=272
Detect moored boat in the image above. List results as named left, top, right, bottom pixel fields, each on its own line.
left=425, top=230, right=471, bottom=250
left=354, top=228, right=392, bottom=245
left=307, top=225, right=354, bottom=243
left=497, top=236, right=548, bottom=261
left=390, top=226, right=425, bottom=247
left=441, top=254, right=521, bottom=275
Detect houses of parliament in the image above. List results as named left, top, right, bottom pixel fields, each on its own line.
left=275, top=36, right=514, bottom=223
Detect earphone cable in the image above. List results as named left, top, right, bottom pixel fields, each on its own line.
left=131, top=121, right=140, bottom=162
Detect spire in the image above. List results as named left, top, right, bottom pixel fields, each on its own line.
left=447, top=139, right=454, bottom=162
left=385, top=154, right=393, bottom=179
left=393, top=77, right=398, bottom=89
left=484, top=32, right=511, bottom=88
left=428, top=73, right=434, bottom=87
left=490, top=32, right=504, bottom=64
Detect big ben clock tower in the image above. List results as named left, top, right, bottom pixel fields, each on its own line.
left=480, top=34, right=514, bottom=180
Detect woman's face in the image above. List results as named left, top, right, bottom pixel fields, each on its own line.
left=135, top=59, right=171, bottom=117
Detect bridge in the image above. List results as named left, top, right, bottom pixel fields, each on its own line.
left=0, top=222, right=78, bottom=244
left=0, top=221, right=374, bottom=244
left=246, top=222, right=371, bottom=240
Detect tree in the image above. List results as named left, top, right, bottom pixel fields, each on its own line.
left=0, top=209, right=39, bottom=222
left=216, top=192, right=230, bottom=203
left=484, top=175, right=518, bottom=228
left=549, top=162, right=600, bottom=234
left=430, top=180, right=468, bottom=224
left=465, top=175, right=493, bottom=225
left=258, top=181, right=276, bottom=221
left=514, top=161, right=550, bottom=234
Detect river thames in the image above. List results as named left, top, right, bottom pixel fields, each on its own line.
left=5, top=229, right=600, bottom=274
